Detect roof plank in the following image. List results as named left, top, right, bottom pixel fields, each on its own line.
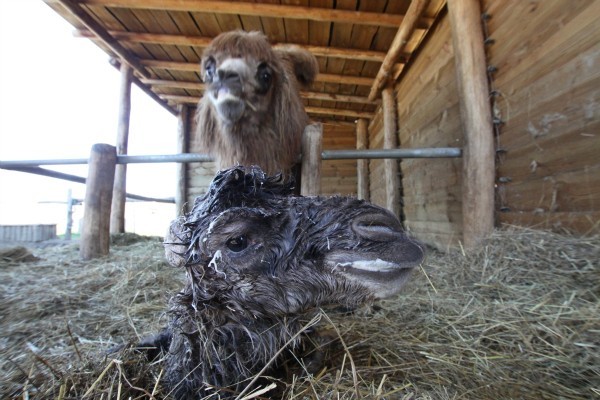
left=76, top=30, right=390, bottom=62
left=77, top=0, right=427, bottom=28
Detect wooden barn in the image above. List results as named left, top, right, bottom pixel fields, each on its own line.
left=1, top=2, right=599, bottom=398
left=42, top=0, right=599, bottom=252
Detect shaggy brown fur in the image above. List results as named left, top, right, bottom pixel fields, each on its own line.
left=195, top=31, right=318, bottom=175
left=149, top=167, right=424, bottom=399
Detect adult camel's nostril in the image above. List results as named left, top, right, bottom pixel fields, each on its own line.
left=217, top=68, right=241, bottom=84
left=352, top=211, right=404, bottom=242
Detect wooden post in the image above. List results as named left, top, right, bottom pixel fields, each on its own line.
left=382, top=87, right=400, bottom=216
left=356, top=118, right=370, bottom=201
left=448, top=0, right=495, bottom=248
left=80, top=144, right=117, bottom=260
left=110, top=62, right=133, bottom=233
left=175, top=104, right=189, bottom=216
left=65, top=189, right=73, bottom=241
left=301, top=123, right=323, bottom=196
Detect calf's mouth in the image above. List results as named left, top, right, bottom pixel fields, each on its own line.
left=325, top=211, right=425, bottom=298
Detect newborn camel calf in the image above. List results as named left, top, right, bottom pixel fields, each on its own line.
left=148, top=167, right=424, bottom=398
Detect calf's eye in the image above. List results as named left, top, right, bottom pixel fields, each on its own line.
left=226, top=236, right=248, bottom=252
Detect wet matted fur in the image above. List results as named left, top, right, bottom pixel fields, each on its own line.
left=155, top=167, right=424, bottom=398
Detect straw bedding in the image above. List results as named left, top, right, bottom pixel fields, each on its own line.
left=0, top=228, right=598, bottom=399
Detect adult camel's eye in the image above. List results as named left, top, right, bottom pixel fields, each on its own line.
left=256, top=62, right=273, bottom=93
left=204, top=57, right=216, bottom=82
left=226, top=236, right=248, bottom=252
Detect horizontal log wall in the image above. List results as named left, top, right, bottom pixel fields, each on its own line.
left=484, top=0, right=600, bottom=233
left=396, top=14, right=464, bottom=250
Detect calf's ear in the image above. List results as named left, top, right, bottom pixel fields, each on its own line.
left=278, top=47, right=319, bottom=88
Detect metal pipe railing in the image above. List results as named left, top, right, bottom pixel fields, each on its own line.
left=322, top=147, right=462, bottom=159
left=0, top=147, right=461, bottom=168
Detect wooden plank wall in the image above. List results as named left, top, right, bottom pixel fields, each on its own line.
left=398, top=15, right=463, bottom=249
left=368, top=14, right=464, bottom=250
left=186, top=113, right=357, bottom=204
left=484, top=0, right=600, bottom=233
left=321, top=124, right=357, bottom=196
left=367, top=107, right=389, bottom=207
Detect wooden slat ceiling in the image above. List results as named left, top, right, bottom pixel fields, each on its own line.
left=44, top=0, right=447, bottom=125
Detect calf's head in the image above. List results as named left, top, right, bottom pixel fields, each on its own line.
left=160, top=167, right=424, bottom=398
left=166, top=167, right=424, bottom=310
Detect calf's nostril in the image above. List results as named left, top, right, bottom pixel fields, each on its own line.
left=352, top=214, right=403, bottom=242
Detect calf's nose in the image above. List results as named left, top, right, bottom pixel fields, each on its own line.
left=351, top=211, right=404, bottom=242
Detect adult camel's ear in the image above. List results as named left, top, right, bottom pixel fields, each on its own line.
left=277, top=47, right=319, bottom=88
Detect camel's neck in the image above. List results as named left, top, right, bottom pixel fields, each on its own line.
left=165, top=289, right=306, bottom=397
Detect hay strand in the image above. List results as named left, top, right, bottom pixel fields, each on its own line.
left=1, top=227, right=598, bottom=399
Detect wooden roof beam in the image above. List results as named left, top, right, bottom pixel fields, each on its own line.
left=56, top=0, right=151, bottom=79
left=306, top=106, right=374, bottom=120
left=301, top=91, right=380, bottom=105
left=76, top=30, right=395, bottom=63
left=77, top=0, right=433, bottom=29
left=368, top=0, right=431, bottom=101
left=140, top=60, right=375, bottom=87
left=159, top=95, right=374, bottom=119
left=142, top=78, right=380, bottom=105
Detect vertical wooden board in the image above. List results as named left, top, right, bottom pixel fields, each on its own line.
left=301, top=123, right=323, bottom=196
